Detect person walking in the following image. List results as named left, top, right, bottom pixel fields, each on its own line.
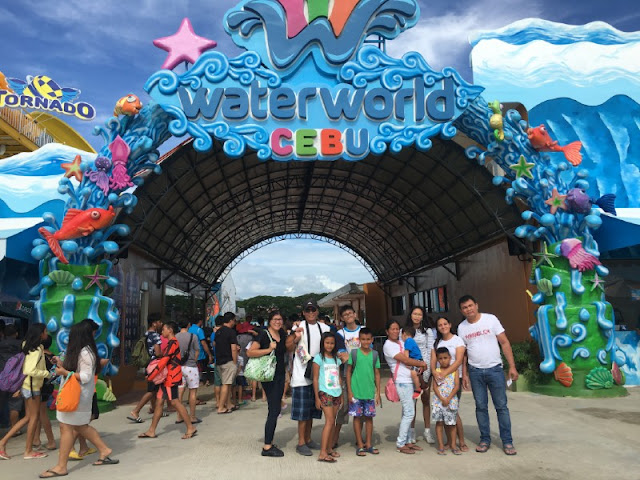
left=39, top=321, right=119, bottom=478
left=383, top=319, right=427, bottom=455
left=215, top=312, right=238, bottom=414
left=457, top=295, right=518, bottom=456
left=175, top=320, right=201, bottom=425
left=285, top=299, right=331, bottom=456
left=247, top=310, right=287, bottom=457
left=0, top=323, right=50, bottom=461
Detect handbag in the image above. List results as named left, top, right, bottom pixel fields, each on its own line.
left=245, top=330, right=277, bottom=382
left=384, top=341, right=403, bottom=403
left=304, top=322, right=323, bottom=380
left=56, top=372, right=81, bottom=412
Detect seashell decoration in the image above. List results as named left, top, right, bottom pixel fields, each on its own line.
left=48, top=270, right=76, bottom=286
left=553, top=362, right=573, bottom=387
left=585, top=366, right=614, bottom=389
left=537, top=278, right=554, bottom=296
left=611, top=363, right=625, bottom=386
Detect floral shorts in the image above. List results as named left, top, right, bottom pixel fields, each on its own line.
left=348, top=398, right=376, bottom=417
left=318, top=391, right=342, bottom=408
left=431, top=404, right=458, bottom=426
left=181, top=366, right=200, bottom=389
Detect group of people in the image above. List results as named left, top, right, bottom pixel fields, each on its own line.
left=0, top=292, right=519, bottom=476
left=0, top=320, right=119, bottom=478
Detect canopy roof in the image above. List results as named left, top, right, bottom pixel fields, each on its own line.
left=123, top=137, right=522, bottom=287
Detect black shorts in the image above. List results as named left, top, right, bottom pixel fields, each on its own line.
left=158, top=384, right=179, bottom=401
left=91, top=393, right=99, bottom=420
left=147, top=381, right=160, bottom=393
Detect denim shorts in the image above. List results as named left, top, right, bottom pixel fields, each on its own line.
left=21, top=388, right=40, bottom=399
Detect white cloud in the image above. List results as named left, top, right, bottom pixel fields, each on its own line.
left=387, top=0, right=544, bottom=74
left=230, top=239, right=375, bottom=298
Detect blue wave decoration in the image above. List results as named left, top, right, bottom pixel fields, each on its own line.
left=470, top=19, right=640, bottom=47
left=225, top=0, right=418, bottom=76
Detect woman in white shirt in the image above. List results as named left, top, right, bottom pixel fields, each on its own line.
left=383, top=320, right=426, bottom=455
left=430, top=316, right=468, bottom=452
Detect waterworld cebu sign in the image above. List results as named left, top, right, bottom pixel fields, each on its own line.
left=145, top=0, right=483, bottom=161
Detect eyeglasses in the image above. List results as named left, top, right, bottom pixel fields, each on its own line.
left=305, top=307, right=317, bottom=312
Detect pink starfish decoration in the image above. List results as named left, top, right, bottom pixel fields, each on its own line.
left=545, top=188, right=567, bottom=214
left=590, top=273, right=605, bottom=292
left=153, top=18, right=217, bottom=70
left=84, top=265, right=109, bottom=291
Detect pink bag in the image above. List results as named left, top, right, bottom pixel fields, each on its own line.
left=384, top=341, right=403, bottom=402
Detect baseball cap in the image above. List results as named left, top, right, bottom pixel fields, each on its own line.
left=303, top=299, right=318, bottom=310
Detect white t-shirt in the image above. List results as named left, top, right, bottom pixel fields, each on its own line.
left=337, top=325, right=361, bottom=353
left=457, top=314, right=505, bottom=368
left=434, top=334, right=466, bottom=376
left=383, top=339, right=412, bottom=384
left=291, top=320, right=330, bottom=387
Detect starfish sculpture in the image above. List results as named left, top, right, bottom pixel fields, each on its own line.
left=590, top=272, right=605, bottom=292
left=61, top=155, right=83, bottom=182
left=84, top=265, right=109, bottom=291
left=545, top=188, right=567, bottom=214
left=153, top=18, right=217, bottom=70
left=533, top=242, right=559, bottom=268
left=509, top=155, right=535, bottom=179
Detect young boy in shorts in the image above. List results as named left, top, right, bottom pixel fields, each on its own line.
left=401, top=326, right=424, bottom=399
left=346, top=328, right=381, bottom=456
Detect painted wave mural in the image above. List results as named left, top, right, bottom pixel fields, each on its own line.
left=471, top=19, right=640, bottom=108
left=529, top=95, right=640, bottom=208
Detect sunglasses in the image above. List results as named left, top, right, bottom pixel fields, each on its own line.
left=305, top=307, right=317, bottom=312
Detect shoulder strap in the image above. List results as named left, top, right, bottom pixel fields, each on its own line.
left=350, top=349, right=358, bottom=369
left=392, top=341, right=403, bottom=381
left=372, top=350, right=379, bottom=369
left=305, top=322, right=311, bottom=352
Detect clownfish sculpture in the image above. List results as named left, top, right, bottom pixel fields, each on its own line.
left=113, top=94, right=142, bottom=116
left=527, top=125, right=583, bottom=166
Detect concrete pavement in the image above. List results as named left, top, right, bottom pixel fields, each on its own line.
left=1, top=386, right=638, bottom=480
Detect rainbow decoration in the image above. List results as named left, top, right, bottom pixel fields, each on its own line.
left=278, top=0, right=361, bottom=37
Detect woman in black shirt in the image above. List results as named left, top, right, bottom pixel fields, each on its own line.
left=247, top=310, right=287, bottom=457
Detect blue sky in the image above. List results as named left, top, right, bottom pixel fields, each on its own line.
left=1, top=0, right=639, bottom=298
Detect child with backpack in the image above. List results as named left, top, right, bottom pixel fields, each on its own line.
left=346, top=327, right=381, bottom=457
left=0, top=323, right=51, bottom=460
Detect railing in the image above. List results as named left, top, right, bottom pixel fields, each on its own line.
left=0, top=106, right=54, bottom=147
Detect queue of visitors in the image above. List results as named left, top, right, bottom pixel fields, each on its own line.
left=0, top=293, right=519, bottom=476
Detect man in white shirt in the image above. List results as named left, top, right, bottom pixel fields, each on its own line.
left=457, top=295, right=518, bottom=456
left=285, top=299, right=331, bottom=456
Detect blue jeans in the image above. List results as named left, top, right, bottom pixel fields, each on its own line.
left=468, top=365, right=513, bottom=446
left=396, top=383, right=415, bottom=448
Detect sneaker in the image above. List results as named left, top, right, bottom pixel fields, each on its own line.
left=262, top=446, right=284, bottom=457
left=424, top=428, right=435, bottom=444
left=306, top=440, right=321, bottom=450
left=296, top=444, right=313, bottom=456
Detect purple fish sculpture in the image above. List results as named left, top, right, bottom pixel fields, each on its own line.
left=565, top=188, right=616, bottom=216
left=86, top=156, right=112, bottom=195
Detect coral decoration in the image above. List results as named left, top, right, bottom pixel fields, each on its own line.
left=553, top=362, right=573, bottom=387
left=153, top=18, right=217, bottom=70
left=61, top=155, right=83, bottom=182
left=560, top=238, right=601, bottom=272
left=86, top=156, right=112, bottom=195
left=108, top=135, right=133, bottom=191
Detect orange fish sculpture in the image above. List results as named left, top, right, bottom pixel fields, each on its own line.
left=113, top=94, right=142, bottom=116
left=38, top=206, right=116, bottom=264
left=527, top=125, right=583, bottom=166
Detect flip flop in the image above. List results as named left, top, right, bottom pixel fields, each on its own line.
left=317, top=456, right=336, bottom=463
left=230, top=406, right=240, bottom=411
left=191, top=418, right=202, bottom=424
left=24, top=452, right=48, bottom=459
left=396, top=446, right=415, bottom=454
left=476, top=442, right=490, bottom=453
left=217, top=409, right=232, bottom=414
left=182, top=430, right=197, bottom=440
left=195, top=400, right=207, bottom=405
left=451, top=448, right=462, bottom=455
left=93, top=456, right=119, bottom=466
left=137, top=433, right=157, bottom=439
left=437, top=448, right=447, bottom=456
left=365, top=446, right=379, bottom=455
left=356, top=447, right=367, bottom=456
left=46, top=445, right=58, bottom=451
left=503, top=444, right=517, bottom=456
left=0, top=450, right=10, bottom=460
left=39, top=469, right=68, bottom=478
left=126, top=415, right=144, bottom=423
left=174, top=420, right=184, bottom=424
left=459, top=444, right=469, bottom=452
left=328, top=450, right=340, bottom=458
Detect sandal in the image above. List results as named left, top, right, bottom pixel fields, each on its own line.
left=39, top=469, right=68, bottom=478
left=93, top=456, right=119, bottom=466
left=127, top=414, right=144, bottom=423
left=0, top=449, right=9, bottom=460
left=476, top=442, right=490, bottom=453
left=437, top=448, right=447, bottom=455
left=328, top=450, right=340, bottom=458
left=317, top=456, right=336, bottom=463
left=182, top=430, right=198, bottom=440
left=406, top=443, right=423, bottom=451
left=24, top=451, right=48, bottom=459
left=459, top=443, right=469, bottom=452
left=356, top=447, right=367, bottom=456
left=397, top=445, right=415, bottom=454
left=137, top=433, right=157, bottom=439
left=365, top=446, right=379, bottom=455
left=451, top=448, right=462, bottom=455
left=503, top=444, right=517, bottom=456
